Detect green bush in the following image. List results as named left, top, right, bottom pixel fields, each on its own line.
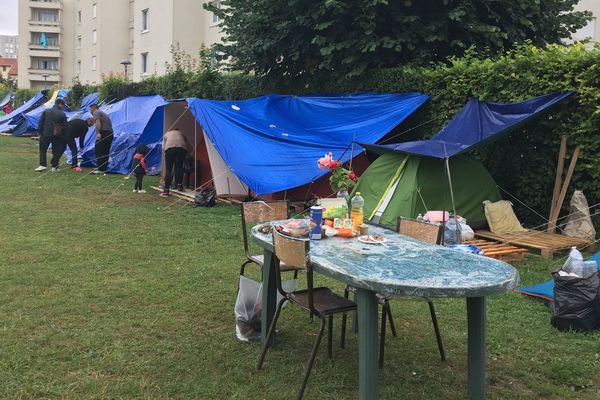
left=14, top=89, right=39, bottom=107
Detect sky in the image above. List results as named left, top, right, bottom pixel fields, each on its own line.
left=0, top=0, right=18, bottom=36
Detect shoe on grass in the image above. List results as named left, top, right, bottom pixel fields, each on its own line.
left=35, top=165, right=47, bottom=172
left=159, top=191, right=170, bottom=197
left=51, top=167, right=59, bottom=173
left=133, top=189, right=138, bottom=193
left=138, top=189, right=147, bottom=193
left=91, top=170, right=104, bottom=175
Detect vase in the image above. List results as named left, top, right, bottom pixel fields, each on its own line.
left=336, top=189, right=350, bottom=201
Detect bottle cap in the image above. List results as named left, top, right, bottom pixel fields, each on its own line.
left=356, top=192, right=361, bottom=195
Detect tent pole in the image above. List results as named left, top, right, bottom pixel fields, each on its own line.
left=194, top=106, right=197, bottom=193
left=445, top=157, right=457, bottom=216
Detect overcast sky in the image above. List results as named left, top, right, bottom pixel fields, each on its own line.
left=0, top=0, right=18, bottom=36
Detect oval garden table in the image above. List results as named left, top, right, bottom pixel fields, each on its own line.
left=252, top=222, right=519, bottom=400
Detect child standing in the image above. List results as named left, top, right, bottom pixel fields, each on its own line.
left=132, top=144, right=149, bottom=193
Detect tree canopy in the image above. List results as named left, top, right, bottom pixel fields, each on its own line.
left=206, top=0, right=591, bottom=82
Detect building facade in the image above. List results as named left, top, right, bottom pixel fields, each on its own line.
left=18, top=0, right=223, bottom=89
left=0, top=35, right=18, bottom=58
left=573, top=0, right=600, bottom=44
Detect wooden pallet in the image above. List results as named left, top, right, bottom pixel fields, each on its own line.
left=462, top=239, right=528, bottom=262
left=475, top=229, right=594, bottom=259
left=150, top=186, right=243, bottom=205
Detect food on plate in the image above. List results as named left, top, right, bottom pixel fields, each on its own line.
left=275, top=219, right=310, bottom=237
left=358, top=234, right=386, bottom=243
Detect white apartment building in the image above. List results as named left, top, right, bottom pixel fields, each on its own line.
left=18, top=0, right=223, bottom=89
left=573, top=0, right=599, bottom=44
left=0, top=35, right=18, bottom=58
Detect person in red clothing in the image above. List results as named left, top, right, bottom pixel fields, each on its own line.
left=131, top=143, right=149, bottom=193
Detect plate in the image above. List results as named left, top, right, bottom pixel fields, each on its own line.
left=357, top=235, right=387, bottom=244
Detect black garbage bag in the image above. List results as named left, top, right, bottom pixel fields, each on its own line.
left=551, top=268, right=600, bottom=332
left=194, top=188, right=216, bottom=207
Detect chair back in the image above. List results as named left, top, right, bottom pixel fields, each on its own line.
left=272, top=229, right=313, bottom=309
left=241, top=200, right=289, bottom=255
left=396, top=217, right=442, bottom=244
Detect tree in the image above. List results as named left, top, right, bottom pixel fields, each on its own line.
left=206, top=0, right=591, bottom=84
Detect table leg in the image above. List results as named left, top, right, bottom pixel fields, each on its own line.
left=356, top=288, right=379, bottom=400
left=467, top=296, right=486, bottom=400
left=261, top=249, right=277, bottom=344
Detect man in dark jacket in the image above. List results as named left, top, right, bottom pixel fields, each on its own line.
left=89, top=103, right=114, bottom=174
left=35, top=99, right=67, bottom=172
left=64, top=118, right=92, bottom=168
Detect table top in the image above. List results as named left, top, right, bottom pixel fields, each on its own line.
left=251, top=221, right=519, bottom=298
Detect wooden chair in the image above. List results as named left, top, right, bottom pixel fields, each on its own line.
left=396, top=217, right=446, bottom=362
left=257, top=229, right=357, bottom=400
left=240, top=200, right=298, bottom=277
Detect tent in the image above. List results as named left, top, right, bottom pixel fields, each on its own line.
left=0, top=92, right=14, bottom=108
left=354, top=153, right=501, bottom=226
left=0, top=91, right=48, bottom=134
left=21, top=89, right=71, bottom=135
left=356, top=92, right=574, bottom=226
left=185, top=92, right=430, bottom=196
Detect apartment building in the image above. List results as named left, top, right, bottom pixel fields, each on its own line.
left=18, top=0, right=223, bottom=89
left=574, top=0, right=600, bottom=44
left=0, top=35, right=18, bottom=58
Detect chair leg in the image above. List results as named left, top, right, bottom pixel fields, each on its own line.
left=293, top=269, right=299, bottom=279
left=239, top=259, right=252, bottom=276
left=297, top=317, right=326, bottom=400
left=340, top=287, right=350, bottom=349
left=428, top=300, right=446, bottom=362
left=257, top=297, right=286, bottom=370
left=327, top=315, right=333, bottom=358
left=385, top=300, right=398, bottom=337
left=379, top=303, right=387, bottom=369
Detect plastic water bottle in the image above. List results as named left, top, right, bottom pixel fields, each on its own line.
left=444, top=216, right=461, bottom=245
left=563, top=246, right=584, bottom=276
left=416, top=213, right=424, bottom=221
left=350, top=192, right=364, bottom=231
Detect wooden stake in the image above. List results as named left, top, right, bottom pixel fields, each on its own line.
left=548, top=145, right=580, bottom=233
left=547, top=136, right=567, bottom=232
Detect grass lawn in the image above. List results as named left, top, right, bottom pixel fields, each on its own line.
left=1, top=135, right=599, bottom=399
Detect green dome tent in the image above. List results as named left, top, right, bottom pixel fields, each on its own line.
left=353, top=152, right=501, bottom=227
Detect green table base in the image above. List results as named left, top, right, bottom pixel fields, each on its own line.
left=356, top=288, right=379, bottom=400
left=467, top=297, right=486, bottom=400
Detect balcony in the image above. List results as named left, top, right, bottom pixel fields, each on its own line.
left=28, top=21, right=61, bottom=34
left=28, top=45, right=61, bottom=58
left=28, top=68, right=61, bottom=82
left=29, top=0, right=62, bottom=10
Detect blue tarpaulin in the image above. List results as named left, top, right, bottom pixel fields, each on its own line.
left=76, top=95, right=168, bottom=173
left=0, top=91, right=48, bottom=134
left=22, top=89, right=72, bottom=134
left=186, top=93, right=429, bottom=194
left=361, top=92, right=573, bottom=159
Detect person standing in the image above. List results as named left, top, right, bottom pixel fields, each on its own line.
left=89, top=103, right=114, bottom=175
left=131, top=143, right=149, bottom=193
left=64, top=118, right=92, bottom=169
left=35, top=99, right=67, bottom=173
left=160, top=128, right=191, bottom=197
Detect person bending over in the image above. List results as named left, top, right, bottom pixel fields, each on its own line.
left=64, top=118, right=93, bottom=169
left=160, top=128, right=191, bottom=197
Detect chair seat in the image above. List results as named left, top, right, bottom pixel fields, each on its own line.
left=248, top=255, right=299, bottom=272
left=290, top=287, right=357, bottom=316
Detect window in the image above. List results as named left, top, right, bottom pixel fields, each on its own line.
left=211, top=1, right=221, bottom=25
left=38, top=11, right=59, bottom=23
left=141, top=9, right=149, bottom=31
left=92, top=55, right=97, bottom=71
left=77, top=36, right=82, bottom=48
left=92, top=30, right=97, bottom=44
left=92, top=3, right=97, bottom=18
left=141, top=52, right=148, bottom=74
left=34, top=59, right=58, bottom=70
left=77, top=60, right=81, bottom=73
left=77, top=10, right=82, bottom=24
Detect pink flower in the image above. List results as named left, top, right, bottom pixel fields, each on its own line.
left=317, top=152, right=333, bottom=170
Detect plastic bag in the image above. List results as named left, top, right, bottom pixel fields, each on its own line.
left=235, top=275, right=297, bottom=342
left=194, top=188, right=216, bottom=207
left=551, top=260, right=600, bottom=332
left=562, top=247, right=585, bottom=277
left=444, top=216, right=462, bottom=245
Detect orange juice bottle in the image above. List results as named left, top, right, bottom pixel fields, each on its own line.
left=350, top=192, right=364, bottom=231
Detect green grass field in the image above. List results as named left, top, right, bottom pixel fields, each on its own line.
left=1, top=136, right=599, bottom=399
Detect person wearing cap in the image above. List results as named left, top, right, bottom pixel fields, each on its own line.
left=89, top=103, right=114, bottom=174
left=35, top=98, right=67, bottom=173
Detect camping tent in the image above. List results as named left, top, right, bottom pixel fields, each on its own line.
left=0, top=92, right=14, bottom=108
left=354, top=153, right=501, bottom=226
left=0, top=91, right=48, bottom=134
left=21, top=89, right=71, bottom=135
left=185, top=92, right=430, bottom=196
left=356, top=92, right=573, bottom=226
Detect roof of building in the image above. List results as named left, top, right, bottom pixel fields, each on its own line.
left=0, top=58, right=18, bottom=76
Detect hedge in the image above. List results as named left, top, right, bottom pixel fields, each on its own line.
left=89, top=43, right=600, bottom=227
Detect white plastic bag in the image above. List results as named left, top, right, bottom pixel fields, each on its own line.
left=235, top=275, right=297, bottom=342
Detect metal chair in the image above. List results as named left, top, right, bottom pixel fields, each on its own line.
left=240, top=200, right=298, bottom=277
left=396, top=217, right=446, bottom=362
left=257, top=229, right=357, bottom=400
